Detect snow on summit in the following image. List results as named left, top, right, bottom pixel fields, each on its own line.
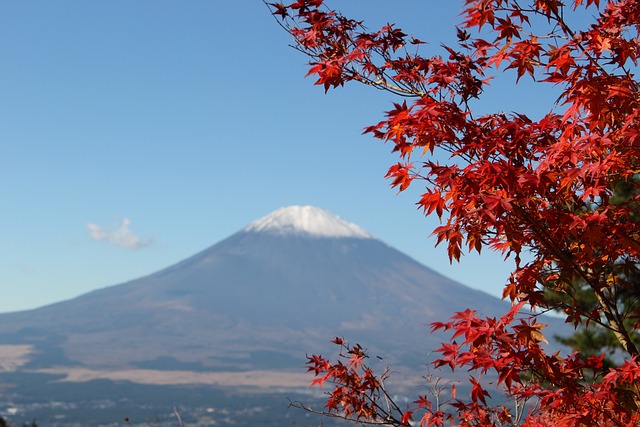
left=243, top=206, right=374, bottom=238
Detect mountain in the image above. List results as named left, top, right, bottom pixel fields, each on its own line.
left=0, top=206, right=567, bottom=382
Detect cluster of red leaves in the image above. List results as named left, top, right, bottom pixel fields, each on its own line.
left=270, top=0, right=640, bottom=425
left=307, top=338, right=388, bottom=421
left=431, top=303, right=640, bottom=426
left=305, top=338, right=383, bottom=420
left=306, top=311, right=640, bottom=426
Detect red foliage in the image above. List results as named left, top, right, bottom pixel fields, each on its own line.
left=269, top=0, right=640, bottom=425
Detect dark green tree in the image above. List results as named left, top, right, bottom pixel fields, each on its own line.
left=0, top=417, right=38, bottom=427
left=543, top=177, right=640, bottom=368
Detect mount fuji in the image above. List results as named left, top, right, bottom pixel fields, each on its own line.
left=0, top=206, right=567, bottom=384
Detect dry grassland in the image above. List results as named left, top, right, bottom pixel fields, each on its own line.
left=0, top=345, right=33, bottom=371
left=34, top=367, right=312, bottom=389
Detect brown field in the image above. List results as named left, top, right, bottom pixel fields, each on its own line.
left=0, top=344, right=425, bottom=391
left=34, top=367, right=312, bottom=389
left=0, top=345, right=33, bottom=371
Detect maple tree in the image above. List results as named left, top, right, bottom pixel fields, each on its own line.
left=268, top=0, right=640, bottom=426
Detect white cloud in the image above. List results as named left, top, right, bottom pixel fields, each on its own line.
left=86, top=218, right=151, bottom=250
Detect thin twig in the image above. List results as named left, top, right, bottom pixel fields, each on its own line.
left=173, top=406, right=184, bottom=427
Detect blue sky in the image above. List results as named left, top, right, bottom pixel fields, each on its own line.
left=1, top=1, right=557, bottom=313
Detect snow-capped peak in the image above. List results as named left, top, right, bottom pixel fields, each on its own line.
left=243, top=206, right=374, bottom=239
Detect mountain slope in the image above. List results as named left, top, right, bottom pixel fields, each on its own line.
left=0, top=206, right=564, bottom=374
